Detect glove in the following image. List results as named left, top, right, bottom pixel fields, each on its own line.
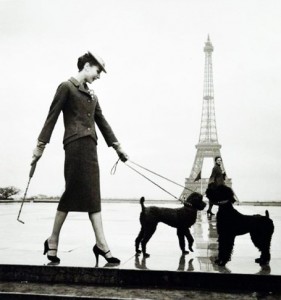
left=112, top=142, right=129, bottom=162
left=31, top=140, right=46, bottom=165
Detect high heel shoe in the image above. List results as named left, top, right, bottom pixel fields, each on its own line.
left=44, top=239, right=60, bottom=263
left=93, top=245, right=120, bottom=264
left=207, top=210, right=215, bottom=217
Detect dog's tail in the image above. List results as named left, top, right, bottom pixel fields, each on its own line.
left=265, top=210, right=270, bottom=218
left=140, top=197, right=145, bottom=212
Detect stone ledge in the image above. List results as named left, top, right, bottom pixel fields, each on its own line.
left=0, top=264, right=280, bottom=293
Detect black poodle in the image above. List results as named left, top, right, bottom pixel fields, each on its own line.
left=206, top=184, right=274, bottom=266
left=135, top=192, right=206, bottom=257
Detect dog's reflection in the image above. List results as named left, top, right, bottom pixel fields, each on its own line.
left=177, top=255, right=194, bottom=271
left=135, top=254, right=195, bottom=271
left=209, top=256, right=231, bottom=273
left=135, top=255, right=149, bottom=270
left=255, top=264, right=271, bottom=275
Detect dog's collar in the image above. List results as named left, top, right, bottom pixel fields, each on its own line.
left=218, top=200, right=229, bottom=205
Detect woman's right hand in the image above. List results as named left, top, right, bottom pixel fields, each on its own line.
left=31, top=141, right=46, bottom=165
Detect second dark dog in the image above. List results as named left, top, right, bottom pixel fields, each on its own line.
left=206, top=184, right=274, bottom=266
left=135, top=192, right=206, bottom=257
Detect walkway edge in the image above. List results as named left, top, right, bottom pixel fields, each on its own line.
left=0, top=264, right=281, bottom=293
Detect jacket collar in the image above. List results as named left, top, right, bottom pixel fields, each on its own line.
left=69, top=77, right=90, bottom=96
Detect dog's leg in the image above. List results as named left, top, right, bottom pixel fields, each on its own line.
left=184, top=228, right=194, bottom=252
left=177, top=228, right=189, bottom=254
left=141, top=225, right=157, bottom=258
left=216, top=234, right=235, bottom=266
left=251, top=230, right=272, bottom=265
left=256, top=250, right=271, bottom=265
left=135, top=228, right=144, bottom=256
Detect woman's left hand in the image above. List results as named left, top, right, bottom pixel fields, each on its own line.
left=112, top=142, right=129, bottom=162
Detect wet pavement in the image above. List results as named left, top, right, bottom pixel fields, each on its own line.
left=0, top=200, right=281, bottom=299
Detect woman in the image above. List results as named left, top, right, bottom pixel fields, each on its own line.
left=207, top=156, right=226, bottom=216
left=31, top=51, right=128, bottom=264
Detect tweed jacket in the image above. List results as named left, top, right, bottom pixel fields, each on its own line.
left=209, top=164, right=226, bottom=186
left=38, top=77, right=118, bottom=147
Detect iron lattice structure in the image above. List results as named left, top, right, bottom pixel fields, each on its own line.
left=180, top=36, right=232, bottom=199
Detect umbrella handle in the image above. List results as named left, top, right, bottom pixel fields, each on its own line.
left=17, top=163, right=37, bottom=224
left=29, top=163, right=37, bottom=178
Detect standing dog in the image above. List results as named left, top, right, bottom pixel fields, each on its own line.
left=206, top=184, right=274, bottom=266
left=135, top=192, right=206, bottom=257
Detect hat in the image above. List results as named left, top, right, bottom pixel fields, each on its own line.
left=88, top=51, right=107, bottom=73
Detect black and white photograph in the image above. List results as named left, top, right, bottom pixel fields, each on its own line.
left=0, top=0, right=281, bottom=299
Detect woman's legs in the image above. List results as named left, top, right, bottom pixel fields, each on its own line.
left=89, top=211, right=114, bottom=259
left=207, top=202, right=213, bottom=212
left=207, top=202, right=215, bottom=216
left=47, top=210, right=68, bottom=256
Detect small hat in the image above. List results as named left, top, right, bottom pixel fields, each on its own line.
left=88, top=51, right=107, bottom=73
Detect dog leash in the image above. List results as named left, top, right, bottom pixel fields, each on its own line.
left=111, top=159, right=180, bottom=200
left=125, top=162, right=180, bottom=201
left=129, top=160, right=195, bottom=193
left=111, top=159, right=196, bottom=202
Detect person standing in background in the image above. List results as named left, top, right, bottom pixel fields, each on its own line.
left=207, top=156, right=226, bottom=217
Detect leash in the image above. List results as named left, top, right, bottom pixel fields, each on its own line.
left=125, top=162, right=180, bottom=201
left=111, top=159, right=197, bottom=202
left=129, top=160, right=195, bottom=193
left=110, top=159, right=120, bottom=175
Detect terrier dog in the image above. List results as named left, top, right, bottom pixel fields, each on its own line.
left=135, top=192, right=206, bottom=257
left=206, top=184, right=274, bottom=266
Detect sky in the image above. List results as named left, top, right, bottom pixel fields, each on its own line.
left=0, top=0, right=281, bottom=201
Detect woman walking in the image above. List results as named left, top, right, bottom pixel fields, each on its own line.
left=207, top=156, right=226, bottom=217
left=31, top=51, right=128, bottom=265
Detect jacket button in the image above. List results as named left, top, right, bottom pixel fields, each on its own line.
left=88, top=100, right=91, bottom=103
left=87, top=128, right=91, bottom=131
left=87, top=113, right=91, bottom=117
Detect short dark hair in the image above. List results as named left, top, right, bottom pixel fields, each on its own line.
left=215, top=156, right=222, bottom=162
left=77, top=52, right=99, bottom=71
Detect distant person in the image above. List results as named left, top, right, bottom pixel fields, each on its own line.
left=207, top=156, right=226, bottom=216
left=31, top=51, right=129, bottom=264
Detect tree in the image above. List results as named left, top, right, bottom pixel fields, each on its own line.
left=0, top=186, right=20, bottom=200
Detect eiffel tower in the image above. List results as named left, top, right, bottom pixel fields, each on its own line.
left=180, top=36, right=232, bottom=199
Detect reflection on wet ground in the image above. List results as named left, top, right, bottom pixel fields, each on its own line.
left=0, top=201, right=280, bottom=276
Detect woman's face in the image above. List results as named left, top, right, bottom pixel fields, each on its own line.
left=215, top=158, right=222, bottom=166
left=85, top=63, right=102, bottom=83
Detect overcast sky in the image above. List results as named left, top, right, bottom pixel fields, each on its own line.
left=1, top=0, right=281, bottom=201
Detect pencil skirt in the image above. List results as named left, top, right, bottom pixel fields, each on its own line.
left=57, top=136, right=101, bottom=212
